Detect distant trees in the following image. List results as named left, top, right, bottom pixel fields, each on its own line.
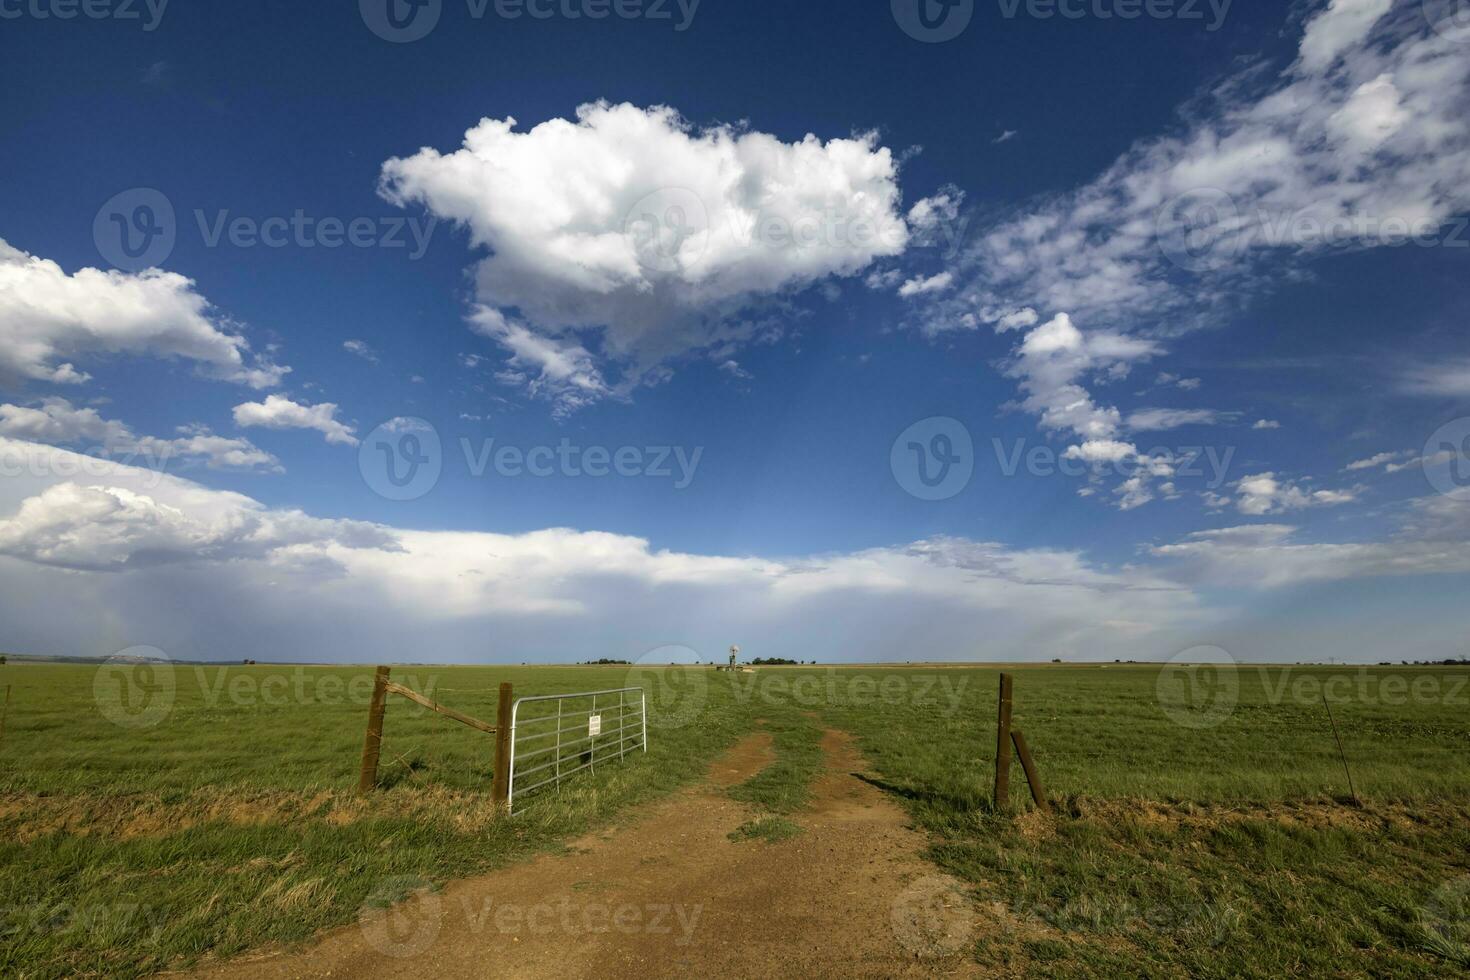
left=584, top=658, right=631, bottom=665
left=750, top=657, right=799, bottom=666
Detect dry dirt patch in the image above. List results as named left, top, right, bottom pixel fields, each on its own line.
left=182, top=729, right=980, bottom=979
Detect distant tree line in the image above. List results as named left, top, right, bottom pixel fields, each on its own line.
left=583, top=658, right=631, bottom=665
left=750, top=657, right=802, bottom=666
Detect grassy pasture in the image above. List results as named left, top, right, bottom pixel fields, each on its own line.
left=1, top=660, right=1468, bottom=976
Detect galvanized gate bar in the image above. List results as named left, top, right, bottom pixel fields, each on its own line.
left=508, top=686, right=646, bottom=812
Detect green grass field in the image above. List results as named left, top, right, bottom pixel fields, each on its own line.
left=2, top=660, right=1468, bottom=977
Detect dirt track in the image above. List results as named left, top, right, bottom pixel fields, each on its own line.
left=185, top=728, right=979, bottom=978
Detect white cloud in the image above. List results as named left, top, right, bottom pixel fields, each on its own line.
left=1344, top=450, right=1411, bottom=471
left=1234, top=472, right=1358, bottom=515
left=0, top=464, right=389, bottom=572
left=1126, top=408, right=1236, bottom=432
left=1005, top=312, right=1157, bottom=443
left=1064, top=440, right=1136, bottom=464
left=917, top=3, right=1470, bottom=328
left=1297, top=0, right=1394, bottom=73
left=0, top=398, right=279, bottom=473
left=232, top=395, right=358, bottom=447
left=466, top=306, right=608, bottom=416
left=378, top=102, right=908, bottom=413
left=1385, top=449, right=1456, bottom=474
left=1398, top=358, right=1470, bottom=397
left=996, top=307, right=1039, bottom=331
left=897, top=271, right=953, bottom=297
left=342, top=339, right=378, bottom=362
left=1252, top=419, right=1282, bottom=430
left=0, top=238, right=286, bottom=388
left=1153, top=495, right=1470, bottom=589
left=0, top=439, right=1205, bottom=662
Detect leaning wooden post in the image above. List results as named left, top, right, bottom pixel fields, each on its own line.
left=1011, top=730, right=1049, bottom=812
left=492, top=682, right=514, bottom=812
left=357, top=666, right=391, bottom=793
left=994, top=672, right=1013, bottom=809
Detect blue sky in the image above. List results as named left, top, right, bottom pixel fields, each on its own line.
left=1, top=0, right=1468, bottom=664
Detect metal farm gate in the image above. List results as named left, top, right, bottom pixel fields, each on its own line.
left=508, top=687, right=647, bottom=813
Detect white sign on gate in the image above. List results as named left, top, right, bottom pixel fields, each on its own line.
left=588, top=714, right=602, bottom=737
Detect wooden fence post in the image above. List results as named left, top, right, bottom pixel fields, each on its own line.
left=492, top=682, right=514, bottom=811
left=357, top=666, right=391, bottom=793
left=994, top=672, right=1013, bottom=809
left=1011, top=730, right=1049, bottom=812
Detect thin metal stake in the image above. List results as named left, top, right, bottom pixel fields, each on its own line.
left=0, top=684, right=11, bottom=749
left=1322, top=692, right=1359, bottom=805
